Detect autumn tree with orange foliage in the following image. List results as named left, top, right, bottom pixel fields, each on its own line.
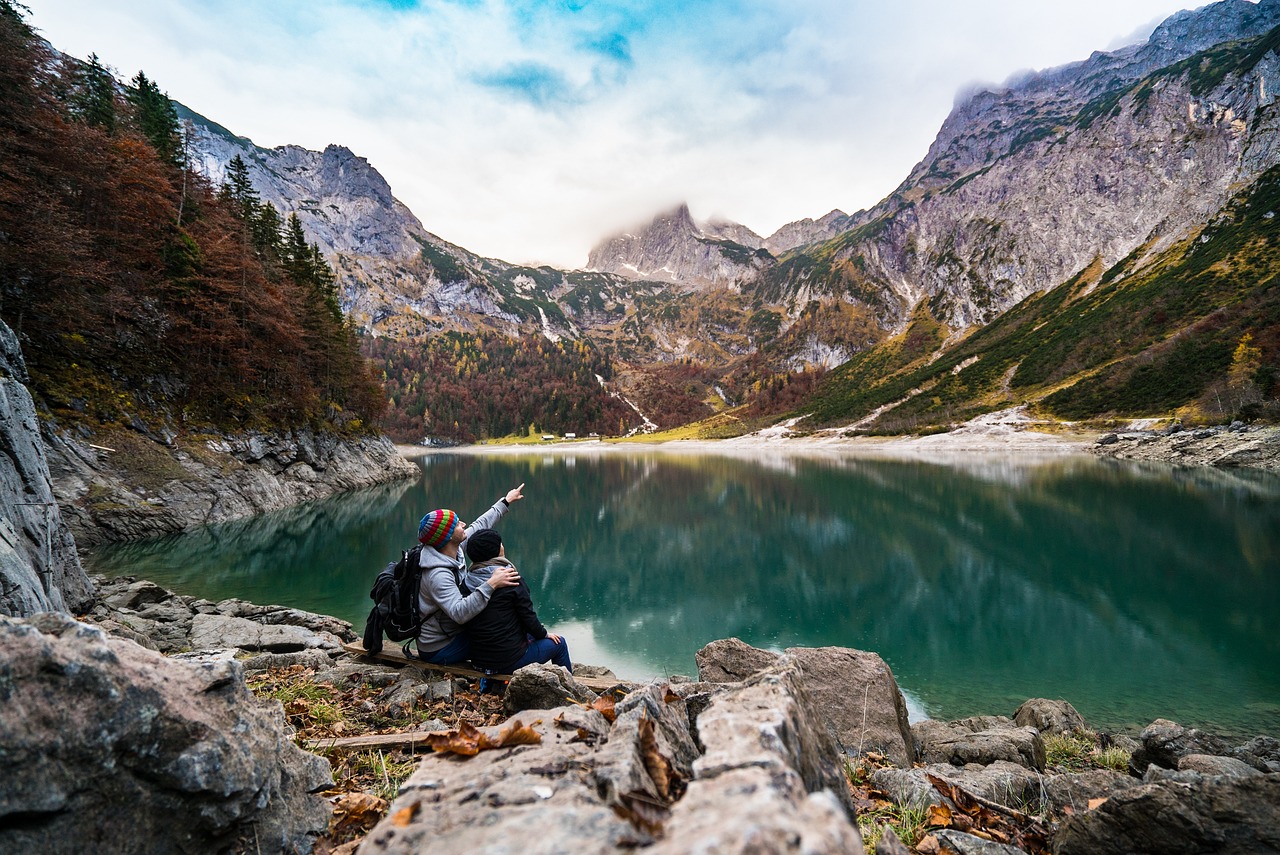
left=0, top=2, right=384, bottom=434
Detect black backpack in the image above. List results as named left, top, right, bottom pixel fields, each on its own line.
left=362, top=545, right=425, bottom=655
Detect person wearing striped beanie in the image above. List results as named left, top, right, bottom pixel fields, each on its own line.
left=413, top=483, right=526, bottom=665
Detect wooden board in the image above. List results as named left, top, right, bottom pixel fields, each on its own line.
left=341, top=640, right=510, bottom=680
left=303, top=731, right=444, bottom=752
left=340, top=640, right=628, bottom=694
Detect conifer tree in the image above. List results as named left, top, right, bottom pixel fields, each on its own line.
left=127, top=71, right=182, bottom=166
left=75, top=53, right=116, bottom=132
left=222, top=154, right=258, bottom=220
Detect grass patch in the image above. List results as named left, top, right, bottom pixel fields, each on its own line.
left=1044, top=730, right=1131, bottom=773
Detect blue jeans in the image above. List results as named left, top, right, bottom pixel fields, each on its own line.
left=510, top=635, right=572, bottom=673
left=418, top=634, right=471, bottom=665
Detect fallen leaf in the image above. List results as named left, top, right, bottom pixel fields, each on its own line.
left=637, top=715, right=679, bottom=801
left=483, top=718, right=543, bottom=749
left=916, top=833, right=941, bottom=855
left=591, top=695, right=618, bottom=722
left=1088, top=797, right=1109, bottom=810
left=663, top=687, right=681, bottom=704
left=329, top=791, right=389, bottom=834
left=390, top=802, right=419, bottom=827
left=927, top=803, right=953, bottom=828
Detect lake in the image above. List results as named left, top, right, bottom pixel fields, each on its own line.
left=84, top=448, right=1280, bottom=740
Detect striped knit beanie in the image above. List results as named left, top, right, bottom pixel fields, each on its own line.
left=418, top=509, right=459, bottom=548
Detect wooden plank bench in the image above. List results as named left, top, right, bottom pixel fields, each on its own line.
left=341, top=640, right=511, bottom=681
left=340, top=641, right=626, bottom=694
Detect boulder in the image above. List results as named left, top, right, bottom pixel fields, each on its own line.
left=872, top=761, right=1043, bottom=812
left=376, top=678, right=453, bottom=718
left=1052, top=772, right=1280, bottom=855
left=695, top=638, right=915, bottom=767
left=0, top=613, right=331, bottom=854
left=913, top=718, right=1046, bottom=771
left=1013, top=698, right=1087, bottom=735
left=1042, top=770, right=1139, bottom=814
left=932, top=830, right=1029, bottom=855
left=188, top=612, right=344, bottom=653
left=1129, top=718, right=1233, bottom=775
left=1235, top=736, right=1280, bottom=773
left=358, top=704, right=658, bottom=854
left=0, top=319, right=93, bottom=616
left=1178, top=753, right=1264, bottom=779
left=362, top=663, right=865, bottom=855
left=694, top=636, right=781, bottom=681
left=503, top=662, right=598, bottom=714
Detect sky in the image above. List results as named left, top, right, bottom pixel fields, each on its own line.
left=26, top=0, right=1205, bottom=269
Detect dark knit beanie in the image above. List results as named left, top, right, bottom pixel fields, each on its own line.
left=465, top=528, right=503, bottom=563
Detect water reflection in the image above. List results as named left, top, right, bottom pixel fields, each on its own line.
left=87, top=451, right=1280, bottom=738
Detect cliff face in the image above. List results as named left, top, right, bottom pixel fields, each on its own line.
left=44, top=426, right=418, bottom=547
left=0, top=321, right=92, bottom=616
left=763, top=1, right=1280, bottom=330
left=181, top=108, right=519, bottom=335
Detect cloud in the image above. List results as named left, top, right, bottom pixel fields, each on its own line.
left=474, top=61, right=580, bottom=107
left=24, top=0, right=1201, bottom=268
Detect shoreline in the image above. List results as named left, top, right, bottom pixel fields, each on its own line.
left=398, top=408, right=1280, bottom=472
left=400, top=407, right=1101, bottom=462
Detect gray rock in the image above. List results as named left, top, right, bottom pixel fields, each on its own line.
left=1129, top=718, right=1232, bottom=775
left=351, top=662, right=869, bottom=855
left=188, top=612, right=344, bottom=653
left=1053, top=772, right=1280, bottom=855
left=787, top=646, right=917, bottom=767
left=872, top=761, right=1042, bottom=812
left=695, top=638, right=916, bottom=767
left=694, top=636, right=781, bottom=682
left=1013, top=698, right=1087, bottom=735
left=877, top=826, right=914, bottom=855
left=0, top=613, right=331, bottom=854
left=1043, top=769, right=1139, bottom=814
left=0, top=319, right=93, bottom=617
left=1177, top=754, right=1263, bottom=779
left=1097, top=433, right=1119, bottom=445
left=504, top=662, right=598, bottom=714
left=102, top=578, right=175, bottom=611
left=913, top=718, right=1047, bottom=771
left=214, top=598, right=356, bottom=640
left=377, top=678, right=452, bottom=717
left=933, top=830, right=1029, bottom=855
left=655, top=660, right=863, bottom=853
left=1235, top=736, right=1280, bottom=773
left=45, top=422, right=418, bottom=547
left=242, top=649, right=341, bottom=672
left=359, top=704, right=653, bottom=854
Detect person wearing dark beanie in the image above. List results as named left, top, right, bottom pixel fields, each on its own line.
left=462, top=529, right=571, bottom=676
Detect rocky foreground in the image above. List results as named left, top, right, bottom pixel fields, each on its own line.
left=1092, top=423, right=1280, bottom=471
left=2, top=576, right=1277, bottom=855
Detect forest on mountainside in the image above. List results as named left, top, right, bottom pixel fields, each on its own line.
left=798, top=164, right=1280, bottom=433
left=0, top=2, right=385, bottom=435
left=364, top=331, right=645, bottom=442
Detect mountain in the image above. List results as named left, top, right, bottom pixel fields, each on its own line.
left=583, top=204, right=857, bottom=286
left=758, top=0, right=1280, bottom=331
left=585, top=204, right=774, bottom=288
left=170, top=0, right=1280, bottom=439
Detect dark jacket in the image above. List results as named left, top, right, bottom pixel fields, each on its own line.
left=461, top=558, right=547, bottom=672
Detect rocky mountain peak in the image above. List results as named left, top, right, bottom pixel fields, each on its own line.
left=586, top=204, right=773, bottom=287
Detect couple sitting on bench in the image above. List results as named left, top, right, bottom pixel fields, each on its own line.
left=413, top=483, right=571, bottom=679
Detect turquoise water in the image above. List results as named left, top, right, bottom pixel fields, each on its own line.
left=84, top=450, right=1280, bottom=739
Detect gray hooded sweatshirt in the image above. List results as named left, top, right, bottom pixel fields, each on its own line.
left=414, top=498, right=509, bottom=652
